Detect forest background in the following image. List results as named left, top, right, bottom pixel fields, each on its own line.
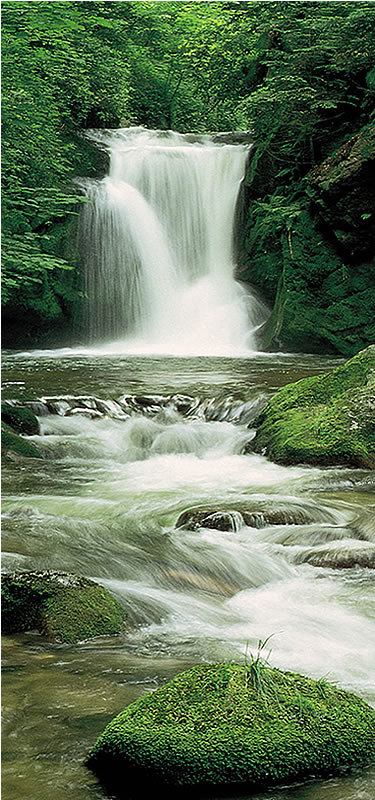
left=2, top=1, right=375, bottom=353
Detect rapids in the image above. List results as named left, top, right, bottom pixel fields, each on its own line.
left=2, top=352, right=375, bottom=800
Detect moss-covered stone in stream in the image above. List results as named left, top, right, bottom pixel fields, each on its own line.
left=86, top=662, right=375, bottom=793
left=1, top=422, right=42, bottom=460
left=1, top=403, right=39, bottom=435
left=1, top=571, right=126, bottom=644
left=251, top=346, right=375, bottom=468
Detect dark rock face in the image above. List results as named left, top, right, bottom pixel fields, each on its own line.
left=242, top=123, right=375, bottom=356
left=1, top=571, right=126, bottom=643
left=86, top=663, right=375, bottom=793
left=251, top=346, right=375, bottom=468
left=307, top=123, right=375, bottom=260
left=2, top=133, right=110, bottom=351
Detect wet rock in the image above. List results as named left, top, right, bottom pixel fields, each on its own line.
left=175, top=504, right=316, bottom=531
left=96, top=399, right=129, bottom=419
left=296, top=543, right=375, bottom=569
left=22, top=400, right=50, bottom=417
left=46, top=399, right=72, bottom=415
left=1, top=571, right=126, bottom=644
left=65, top=407, right=104, bottom=419
left=1, top=403, right=39, bottom=435
left=252, top=346, right=375, bottom=469
left=212, top=130, right=253, bottom=145
left=87, top=663, right=375, bottom=793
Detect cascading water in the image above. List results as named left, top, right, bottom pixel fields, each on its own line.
left=78, top=127, right=266, bottom=356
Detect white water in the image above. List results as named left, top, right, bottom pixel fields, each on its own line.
left=79, top=128, right=266, bottom=356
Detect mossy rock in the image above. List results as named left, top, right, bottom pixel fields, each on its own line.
left=1, top=403, right=39, bottom=435
left=252, top=346, right=375, bottom=468
left=86, top=663, right=375, bottom=794
left=241, top=195, right=375, bottom=357
left=1, top=571, right=126, bottom=644
left=1, top=422, right=42, bottom=460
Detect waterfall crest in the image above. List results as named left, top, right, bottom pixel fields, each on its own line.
left=79, top=127, right=266, bottom=356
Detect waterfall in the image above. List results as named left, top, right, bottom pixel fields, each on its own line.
left=78, top=127, right=266, bottom=356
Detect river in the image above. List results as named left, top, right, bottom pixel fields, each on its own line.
left=2, top=349, right=375, bottom=800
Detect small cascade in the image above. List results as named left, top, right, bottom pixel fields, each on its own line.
left=78, top=127, right=266, bottom=355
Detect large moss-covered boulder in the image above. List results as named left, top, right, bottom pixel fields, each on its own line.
left=251, top=346, right=375, bottom=468
left=1, top=571, right=126, bottom=644
left=87, top=663, right=375, bottom=793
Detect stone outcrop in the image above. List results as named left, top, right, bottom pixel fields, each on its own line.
left=306, top=123, right=375, bottom=260
left=251, top=346, right=375, bottom=468
left=2, top=403, right=39, bottom=435
left=242, top=123, right=375, bottom=356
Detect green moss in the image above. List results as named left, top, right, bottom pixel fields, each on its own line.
left=242, top=183, right=375, bottom=357
left=87, top=663, right=375, bottom=793
left=1, top=404, right=39, bottom=435
left=1, top=422, right=42, bottom=460
left=252, top=346, right=375, bottom=468
left=1, top=571, right=126, bottom=644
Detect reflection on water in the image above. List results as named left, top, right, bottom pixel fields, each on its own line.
left=2, top=351, right=344, bottom=401
left=2, top=352, right=375, bottom=800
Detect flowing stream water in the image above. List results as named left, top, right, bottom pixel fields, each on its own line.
left=2, top=130, right=375, bottom=800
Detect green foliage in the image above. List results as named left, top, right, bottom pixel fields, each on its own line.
left=2, top=1, right=131, bottom=318
left=236, top=2, right=375, bottom=182
left=3, top=1, right=375, bottom=347
left=87, top=661, right=375, bottom=791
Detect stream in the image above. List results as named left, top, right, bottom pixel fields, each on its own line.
left=2, top=350, right=375, bottom=800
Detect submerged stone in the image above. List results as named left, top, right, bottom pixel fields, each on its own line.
left=86, top=663, right=375, bottom=794
left=296, top=543, right=375, bottom=569
left=1, top=571, right=126, bottom=644
left=252, top=346, right=375, bottom=468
